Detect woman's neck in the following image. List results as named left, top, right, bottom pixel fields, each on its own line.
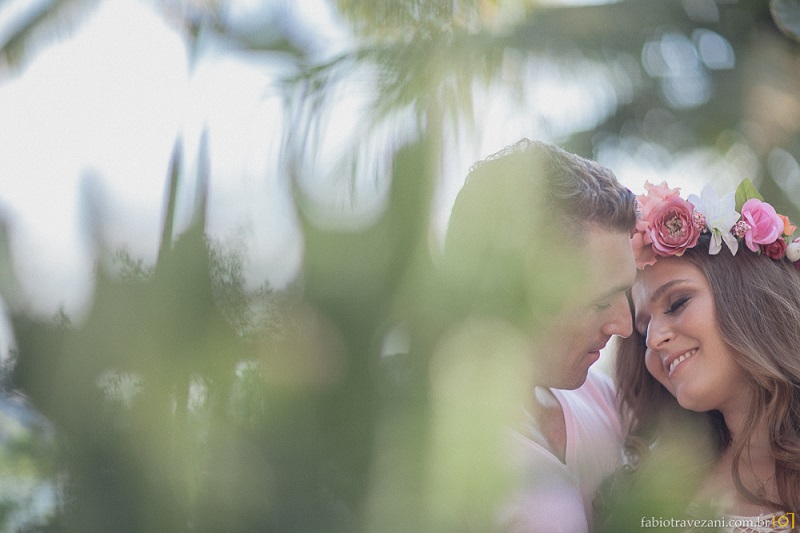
left=718, top=397, right=770, bottom=457
left=705, top=402, right=778, bottom=514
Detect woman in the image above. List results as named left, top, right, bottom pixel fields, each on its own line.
left=601, top=180, right=800, bottom=532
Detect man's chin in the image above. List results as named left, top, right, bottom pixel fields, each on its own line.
left=535, top=359, right=593, bottom=390
left=587, top=349, right=602, bottom=365
left=557, top=372, right=589, bottom=391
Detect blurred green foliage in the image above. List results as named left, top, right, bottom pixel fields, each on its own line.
left=1, top=0, right=800, bottom=531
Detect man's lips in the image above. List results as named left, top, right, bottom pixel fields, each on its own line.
left=588, top=340, right=609, bottom=354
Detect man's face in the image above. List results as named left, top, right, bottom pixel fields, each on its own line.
left=532, top=226, right=636, bottom=389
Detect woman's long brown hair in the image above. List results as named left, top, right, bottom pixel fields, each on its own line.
left=615, top=233, right=800, bottom=513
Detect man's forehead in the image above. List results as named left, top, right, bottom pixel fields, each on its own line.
left=546, top=225, right=634, bottom=310
left=583, top=227, right=636, bottom=279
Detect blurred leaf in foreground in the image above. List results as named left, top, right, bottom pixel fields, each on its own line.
left=771, top=0, right=800, bottom=43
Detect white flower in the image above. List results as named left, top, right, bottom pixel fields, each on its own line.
left=786, top=242, right=800, bottom=263
left=687, top=185, right=740, bottom=255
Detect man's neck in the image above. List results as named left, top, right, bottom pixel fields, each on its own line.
left=528, top=386, right=567, bottom=463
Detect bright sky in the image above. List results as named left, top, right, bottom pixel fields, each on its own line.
left=0, top=0, right=307, bottom=318
left=1, top=1, right=185, bottom=312
left=0, top=0, right=749, bottom=328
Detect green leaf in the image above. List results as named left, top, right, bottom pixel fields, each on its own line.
left=734, top=178, right=764, bottom=211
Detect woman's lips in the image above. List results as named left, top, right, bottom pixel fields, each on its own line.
left=667, top=348, right=697, bottom=376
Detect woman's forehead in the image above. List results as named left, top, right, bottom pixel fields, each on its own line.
left=632, top=258, right=704, bottom=304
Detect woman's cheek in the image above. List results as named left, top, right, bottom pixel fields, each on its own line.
left=645, top=348, right=673, bottom=393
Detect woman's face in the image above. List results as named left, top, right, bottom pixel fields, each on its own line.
left=631, top=256, right=750, bottom=414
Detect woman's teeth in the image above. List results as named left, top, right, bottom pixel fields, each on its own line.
left=669, top=349, right=697, bottom=373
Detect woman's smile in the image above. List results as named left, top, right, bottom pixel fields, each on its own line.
left=632, top=256, right=751, bottom=414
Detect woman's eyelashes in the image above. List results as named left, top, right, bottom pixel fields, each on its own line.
left=665, top=296, right=689, bottom=315
left=633, top=295, right=690, bottom=344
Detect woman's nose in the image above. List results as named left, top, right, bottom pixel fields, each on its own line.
left=645, top=318, right=672, bottom=352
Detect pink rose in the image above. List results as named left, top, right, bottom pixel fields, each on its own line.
left=631, top=231, right=657, bottom=269
left=631, top=181, right=684, bottom=268
left=761, top=238, right=787, bottom=260
left=636, top=181, right=681, bottom=220
left=647, top=196, right=700, bottom=256
left=741, top=199, right=783, bottom=252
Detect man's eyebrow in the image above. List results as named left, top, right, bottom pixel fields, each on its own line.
left=592, top=284, right=632, bottom=303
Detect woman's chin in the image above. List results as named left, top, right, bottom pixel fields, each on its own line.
left=676, top=393, right=705, bottom=413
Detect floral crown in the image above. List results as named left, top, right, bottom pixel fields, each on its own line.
left=631, top=179, right=800, bottom=270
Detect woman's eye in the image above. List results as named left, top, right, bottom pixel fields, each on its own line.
left=666, top=296, right=689, bottom=314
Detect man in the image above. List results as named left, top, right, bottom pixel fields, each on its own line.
left=442, top=139, right=637, bottom=532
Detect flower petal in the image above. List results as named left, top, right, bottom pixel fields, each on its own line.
left=721, top=231, right=739, bottom=255
left=707, top=232, right=722, bottom=254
